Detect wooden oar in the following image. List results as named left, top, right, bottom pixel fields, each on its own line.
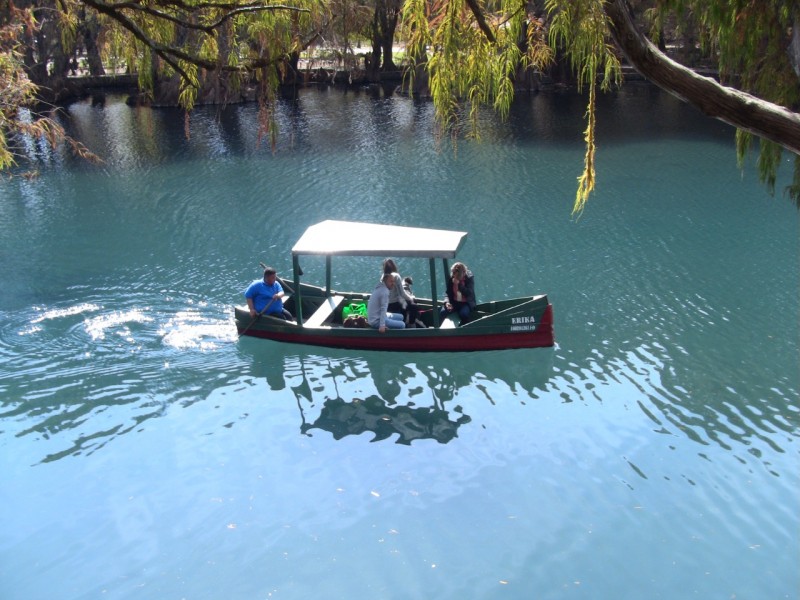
left=238, top=296, right=277, bottom=338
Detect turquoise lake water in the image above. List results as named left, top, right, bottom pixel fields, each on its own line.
left=0, top=84, right=798, bottom=599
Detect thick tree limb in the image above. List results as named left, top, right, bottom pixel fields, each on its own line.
left=82, top=0, right=212, bottom=76
left=604, top=0, right=800, bottom=156
left=464, top=0, right=495, bottom=44
left=81, top=0, right=317, bottom=79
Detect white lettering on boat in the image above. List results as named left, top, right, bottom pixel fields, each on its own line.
left=510, top=316, right=536, bottom=331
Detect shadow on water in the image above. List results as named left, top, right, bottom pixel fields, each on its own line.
left=239, top=341, right=556, bottom=445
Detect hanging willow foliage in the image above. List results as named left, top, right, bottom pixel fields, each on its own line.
left=402, top=0, right=553, bottom=141
left=404, top=0, right=798, bottom=211
left=546, top=0, right=620, bottom=216
left=3, top=0, right=797, bottom=207
left=0, top=7, right=97, bottom=172
left=402, top=0, right=621, bottom=215
left=0, top=0, right=326, bottom=168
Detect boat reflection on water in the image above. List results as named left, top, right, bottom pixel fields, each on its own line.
left=238, top=341, right=554, bottom=445
left=285, top=353, right=475, bottom=445
left=299, top=395, right=472, bottom=445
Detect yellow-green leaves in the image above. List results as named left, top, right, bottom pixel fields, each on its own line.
left=409, top=0, right=622, bottom=215
left=400, top=0, right=431, bottom=63
left=575, top=82, right=596, bottom=217
left=199, top=35, right=219, bottom=65
left=58, top=6, right=79, bottom=53
left=0, top=10, right=92, bottom=172
left=547, top=0, right=620, bottom=215
left=403, top=0, right=552, bottom=142
left=178, top=61, right=199, bottom=112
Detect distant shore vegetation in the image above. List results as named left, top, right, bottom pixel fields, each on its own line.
left=1, top=0, right=797, bottom=209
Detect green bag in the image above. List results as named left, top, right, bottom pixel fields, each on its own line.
left=342, top=302, right=367, bottom=319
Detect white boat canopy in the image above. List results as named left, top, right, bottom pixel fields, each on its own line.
left=292, top=220, right=468, bottom=259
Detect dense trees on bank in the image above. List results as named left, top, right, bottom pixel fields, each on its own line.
left=1, top=0, right=798, bottom=210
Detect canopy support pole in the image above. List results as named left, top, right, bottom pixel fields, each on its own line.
left=430, top=258, right=440, bottom=328
left=440, top=258, right=453, bottom=328
left=293, top=254, right=304, bottom=324
left=325, top=256, right=332, bottom=296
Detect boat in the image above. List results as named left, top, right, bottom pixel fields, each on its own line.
left=234, top=220, right=554, bottom=351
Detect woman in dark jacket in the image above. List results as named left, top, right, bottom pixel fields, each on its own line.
left=440, top=262, right=475, bottom=325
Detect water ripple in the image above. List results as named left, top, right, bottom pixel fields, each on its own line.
left=0, top=294, right=243, bottom=463
left=1, top=89, right=797, bottom=599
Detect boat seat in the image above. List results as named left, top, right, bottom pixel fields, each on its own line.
left=304, top=295, right=346, bottom=328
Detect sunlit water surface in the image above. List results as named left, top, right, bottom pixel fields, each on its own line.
left=0, top=85, right=798, bottom=599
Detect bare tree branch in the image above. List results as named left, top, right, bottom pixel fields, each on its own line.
left=207, top=5, right=310, bottom=30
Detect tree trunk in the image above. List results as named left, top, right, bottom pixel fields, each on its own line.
left=369, top=0, right=399, bottom=75
left=368, top=2, right=383, bottom=82
left=81, top=10, right=106, bottom=76
left=604, top=0, right=800, bottom=156
left=379, top=0, right=400, bottom=72
left=367, top=39, right=381, bottom=82
left=791, top=11, right=800, bottom=79
left=381, top=37, right=395, bottom=72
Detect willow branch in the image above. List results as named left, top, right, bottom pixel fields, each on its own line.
left=463, top=0, right=495, bottom=44
left=81, top=0, right=208, bottom=77
left=207, top=5, right=310, bottom=30
left=604, top=0, right=800, bottom=156
left=81, top=0, right=324, bottom=84
left=83, top=0, right=309, bottom=34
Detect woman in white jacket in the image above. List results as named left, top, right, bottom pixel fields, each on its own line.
left=382, top=258, right=423, bottom=327
left=367, top=273, right=406, bottom=332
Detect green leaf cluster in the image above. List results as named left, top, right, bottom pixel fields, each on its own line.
left=651, top=0, right=800, bottom=201
left=402, top=0, right=553, bottom=139
left=547, top=0, right=620, bottom=215
left=0, top=7, right=96, bottom=172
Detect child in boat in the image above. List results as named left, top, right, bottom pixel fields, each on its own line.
left=402, top=277, right=426, bottom=328
left=402, top=277, right=414, bottom=301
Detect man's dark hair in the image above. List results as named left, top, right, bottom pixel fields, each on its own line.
left=263, top=267, right=277, bottom=279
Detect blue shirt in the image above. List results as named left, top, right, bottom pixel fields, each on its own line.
left=244, top=279, right=284, bottom=315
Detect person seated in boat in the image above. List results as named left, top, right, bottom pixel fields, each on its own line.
left=244, top=266, right=293, bottom=321
left=402, top=276, right=414, bottom=297
left=367, top=273, right=406, bottom=332
left=402, top=276, right=427, bottom=328
left=439, top=262, right=475, bottom=325
left=382, top=258, right=422, bottom=327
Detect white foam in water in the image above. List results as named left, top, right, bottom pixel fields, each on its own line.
left=31, top=302, right=101, bottom=324
left=159, top=310, right=237, bottom=350
left=84, top=309, right=154, bottom=341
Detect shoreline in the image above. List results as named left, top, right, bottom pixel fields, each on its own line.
left=59, top=64, right=720, bottom=108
